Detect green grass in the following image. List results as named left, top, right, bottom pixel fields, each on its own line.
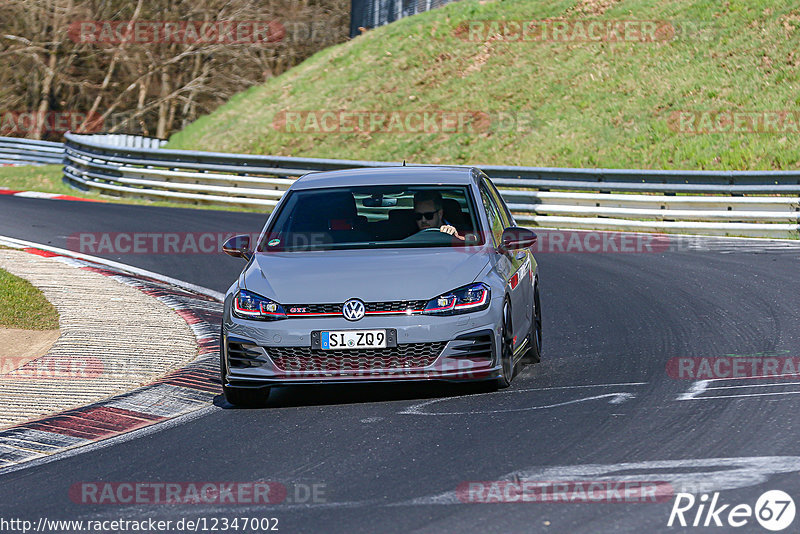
left=0, top=165, right=76, bottom=196
left=0, top=267, right=59, bottom=330
left=167, top=0, right=800, bottom=170
left=0, top=165, right=267, bottom=212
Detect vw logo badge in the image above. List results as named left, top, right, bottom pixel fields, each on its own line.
left=342, top=299, right=365, bottom=321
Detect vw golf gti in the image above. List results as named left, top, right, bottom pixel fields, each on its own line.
left=220, top=166, right=542, bottom=406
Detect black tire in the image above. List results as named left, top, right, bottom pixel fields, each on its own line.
left=495, top=299, right=515, bottom=389
left=524, top=279, right=542, bottom=364
left=219, top=328, right=271, bottom=407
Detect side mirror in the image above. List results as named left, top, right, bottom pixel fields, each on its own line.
left=222, top=234, right=253, bottom=260
left=499, top=227, right=537, bottom=253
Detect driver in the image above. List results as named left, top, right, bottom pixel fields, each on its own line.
left=413, top=190, right=465, bottom=241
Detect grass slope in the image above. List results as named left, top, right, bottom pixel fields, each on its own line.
left=0, top=266, right=59, bottom=330
left=167, top=0, right=800, bottom=170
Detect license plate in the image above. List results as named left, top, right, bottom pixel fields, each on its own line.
left=321, top=330, right=387, bottom=350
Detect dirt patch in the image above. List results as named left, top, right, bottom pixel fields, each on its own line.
left=569, top=0, right=621, bottom=16
left=462, top=36, right=499, bottom=77
left=0, top=328, right=60, bottom=371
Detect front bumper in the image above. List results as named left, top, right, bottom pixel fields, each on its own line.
left=221, top=300, right=503, bottom=387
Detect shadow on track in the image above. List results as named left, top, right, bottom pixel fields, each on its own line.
left=211, top=380, right=496, bottom=410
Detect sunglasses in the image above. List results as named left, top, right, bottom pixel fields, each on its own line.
left=414, top=210, right=439, bottom=221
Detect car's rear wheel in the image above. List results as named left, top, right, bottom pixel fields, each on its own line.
left=219, top=328, right=271, bottom=407
left=495, top=300, right=515, bottom=389
left=524, top=279, right=542, bottom=364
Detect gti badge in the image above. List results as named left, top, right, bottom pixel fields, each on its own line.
left=342, top=299, right=366, bottom=321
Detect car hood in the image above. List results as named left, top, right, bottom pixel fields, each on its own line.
left=242, top=248, right=491, bottom=303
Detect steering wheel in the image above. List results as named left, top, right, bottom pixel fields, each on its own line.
left=401, top=227, right=456, bottom=244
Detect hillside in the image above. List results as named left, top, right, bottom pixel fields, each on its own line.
left=167, top=0, right=800, bottom=170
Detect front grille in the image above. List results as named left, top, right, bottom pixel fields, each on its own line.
left=285, top=303, right=339, bottom=314
left=268, top=342, right=446, bottom=372
left=284, top=300, right=427, bottom=316
left=366, top=300, right=427, bottom=313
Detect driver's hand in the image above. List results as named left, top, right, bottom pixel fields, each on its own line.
left=440, top=225, right=465, bottom=241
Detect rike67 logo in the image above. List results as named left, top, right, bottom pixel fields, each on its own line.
left=668, top=490, right=796, bottom=531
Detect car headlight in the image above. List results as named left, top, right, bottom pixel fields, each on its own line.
left=423, top=283, right=490, bottom=315
left=232, top=289, right=287, bottom=321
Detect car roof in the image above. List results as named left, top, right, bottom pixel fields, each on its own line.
left=289, top=166, right=479, bottom=190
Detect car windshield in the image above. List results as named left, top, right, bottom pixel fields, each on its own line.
left=257, top=185, right=484, bottom=252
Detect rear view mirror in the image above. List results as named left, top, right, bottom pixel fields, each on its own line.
left=499, top=227, right=537, bottom=253
left=362, top=195, right=398, bottom=208
left=222, top=234, right=252, bottom=260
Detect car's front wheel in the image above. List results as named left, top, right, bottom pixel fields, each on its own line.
left=219, top=329, right=271, bottom=407
left=495, top=299, right=515, bottom=389
left=524, top=279, right=542, bottom=364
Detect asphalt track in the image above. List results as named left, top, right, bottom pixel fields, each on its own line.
left=2, top=195, right=800, bottom=533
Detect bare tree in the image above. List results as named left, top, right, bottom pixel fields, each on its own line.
left=0, top=0, right=349, bottom=140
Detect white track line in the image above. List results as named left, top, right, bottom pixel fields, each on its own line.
left=400, top=393, right=636, bottom=416
left=399, top=382, right=645, bottom=416
left=508, top=381, right=647, bottom=391
left=676, top=380, right=709, bottom=401
left=705, top=373, right=800, bottom=382
left=687, top=391, right=800, bottom=400
left=707, top=381, right=800, bottom=390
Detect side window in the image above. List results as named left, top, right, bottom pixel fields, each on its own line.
left=484, top=176, right=514, bottom=228
left=479, top=183, right=504, bottom=246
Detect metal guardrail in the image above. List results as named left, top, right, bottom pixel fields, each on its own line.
left=0, top=136, right=65, bottom=165
left=1, top=132, right=793, bottom=238
left=350, top=0, right=460, bottom=38
left=66, top=133, right=167, bottom=150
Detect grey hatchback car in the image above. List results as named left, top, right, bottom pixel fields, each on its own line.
left=220, top=166, right=542, bottom=406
